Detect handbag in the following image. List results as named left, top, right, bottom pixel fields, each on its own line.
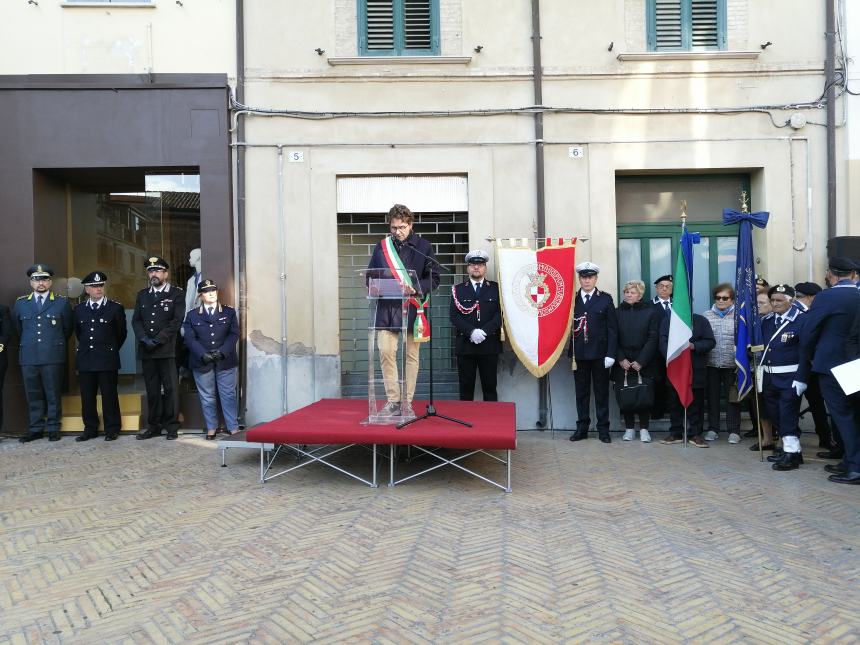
left=615, top=370, right=654, bottom=412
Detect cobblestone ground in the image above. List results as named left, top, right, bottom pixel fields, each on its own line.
left=1, top=430, right=859, bottom=644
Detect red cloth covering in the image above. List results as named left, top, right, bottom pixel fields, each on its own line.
left=246, top=399, right=516, bottom=450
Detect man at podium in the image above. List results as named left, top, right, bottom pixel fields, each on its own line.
left=367, top=204, right=440, bottom=418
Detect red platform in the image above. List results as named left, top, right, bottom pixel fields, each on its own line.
left=245, top=399, right=517, bottom=491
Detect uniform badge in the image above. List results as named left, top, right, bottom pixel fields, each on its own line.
left=52, top=319, right=57, bottom=326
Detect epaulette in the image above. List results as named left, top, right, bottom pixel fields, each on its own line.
left=16, top=294, right=28, bottom=301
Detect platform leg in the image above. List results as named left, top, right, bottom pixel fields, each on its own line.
left=389, top=444, right=395, bottom=487
left=505, top=450, right=512, bottom=493
left=260, top=446, right=265, bottom=484
left=220, top=448, right=227, bottom=467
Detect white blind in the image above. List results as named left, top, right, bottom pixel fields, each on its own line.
left=337, top=176, right=468, bottom=213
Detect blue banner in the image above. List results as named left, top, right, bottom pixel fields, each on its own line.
left=722, top=208, right=769, bottom=400
left=679, top=224, right=700, bottom=305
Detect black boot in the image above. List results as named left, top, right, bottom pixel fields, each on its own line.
left=772, top=452, right=802, bottom=471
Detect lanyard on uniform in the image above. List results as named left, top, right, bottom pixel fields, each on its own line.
left=759, top=317, right=793, bottom=366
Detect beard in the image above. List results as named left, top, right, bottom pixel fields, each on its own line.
left=149, top=276, right=164, bottom=287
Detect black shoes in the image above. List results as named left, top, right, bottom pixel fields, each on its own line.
left=104, top=434, right=118, bottom=441
left=205, top=431, right=217, bottom=441
left=19, top=432, right=44, bottom=443
left=824, top=463, right=847, bottom=475
left=816, top=449, right=844, bottom=460
left=48, top=432, right=61, bottom=442
left=771, top=452, right=803, bottom=470
left=165, top=431, right=178, bottom=440
left=749, top=442, right=775, bottom=452
left=569, top=431, right=587, bottom=442
left=598, top=433, right=612, bottom=444
left=76, top=432, right=98, bottom=442
left=136, top=429, right=162, bottom=440
left=828, top=471, right=860, bottom=485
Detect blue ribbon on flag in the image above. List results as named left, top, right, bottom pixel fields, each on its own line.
left=679, top=224, right=700, bottom=304
left=722, top=208, right=769, bottom=400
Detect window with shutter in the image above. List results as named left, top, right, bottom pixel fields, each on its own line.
left=647, top=0, right=726, bottom=51
left=359, top=0, right=439, bottom=56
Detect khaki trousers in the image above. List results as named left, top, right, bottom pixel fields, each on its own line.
left=377, top=330, right=420, bottom=403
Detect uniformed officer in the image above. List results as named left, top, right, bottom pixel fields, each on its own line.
left=131, top=256, right=185, bottom=440
left=182, top=279, right=240, bottom=439
left=650, top=274, right=673, bottom=420
left=73, top=271, right=127, bottom=441
left=449, top=250, right=503, bottom=401
left=798, top=257, right=860, bottom=485
left=755, top=277, right=770, bottom=296
left=793, top=281, right=838, bottom=455
left=0, top=302, right=13, bottom=436
left=759, top=285, right=807, bottom=471
left=569, top=261, right=618, bottom=443
left=13, top=264, right=74, bottom=442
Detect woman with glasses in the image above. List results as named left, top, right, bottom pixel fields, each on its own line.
left=703, top=283, right=742, bottom=444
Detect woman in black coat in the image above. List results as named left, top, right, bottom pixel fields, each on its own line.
left=613, top=280, right=660, bottom=442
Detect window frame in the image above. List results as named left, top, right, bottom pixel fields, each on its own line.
left=646, top=0, right=727, bottom=52
left=358, top=0, right=440, bottom=57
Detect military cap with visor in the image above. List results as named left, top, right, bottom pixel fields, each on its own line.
left=145, top=256, right=169, bottom=271
left=793, top=281, right=822, bottom=297
left=828, top=256, right=857, bottom=274
left=465, top=249, right=489, bottom=264
left=27, top=263, right=54, bottom=279
left=82, top=271, right=108, bottom=286
left=767, top=284, right=795, bottom=299
left=197, top=278, right=218, bottom=293
left=653, top=274, right=673, bottom=285
left=575, top=261, right=600, bottom=277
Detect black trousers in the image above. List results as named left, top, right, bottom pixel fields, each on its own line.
left=142, top=357, right=179, bottom=434
left=667, top=385, right=705, bottom=438
left=805, top=374, right=837, bottom=448
left=623, top=410, right=651, bottom=430
left=706, top=366, right=741, bottom=434
left=651, top=361, right=669, bottom=418
left=21, top=363, right=64, bottom=434
left=79, top=370, right=121, bottom=437
left=457, top=353, right=499, bottom=401
left=574, top=359, right=610, bottom=433
left=0, top=357, right=6, bottom=432
left=818, top=373, right=860, bottom=472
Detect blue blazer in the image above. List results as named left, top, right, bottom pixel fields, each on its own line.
left=800, top=282, right=860, bottom=376
left=760, top=308, right=807, bottom=386
left=570, top=288, right=618, bottom=361
left=74, top=299, right=128, bottom=372
left=182, top=304, right=240, bottom=373
left=13, top=292, right=74, bottom=365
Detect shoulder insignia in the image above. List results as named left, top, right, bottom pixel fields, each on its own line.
left=17, top=295, right=28, bottom=301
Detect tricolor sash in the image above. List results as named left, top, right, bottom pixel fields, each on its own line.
left=380, top=236, right=430, bottom=343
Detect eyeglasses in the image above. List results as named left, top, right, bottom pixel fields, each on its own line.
left=30, top=277, right=51, bottom=282
left=714, top=295, right=732, bottom=301
left=390, top=225, right=410, bottom=232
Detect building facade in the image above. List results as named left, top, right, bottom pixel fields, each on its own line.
left=1, top=1, right=857, bottom=431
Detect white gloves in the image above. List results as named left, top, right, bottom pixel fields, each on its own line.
left=604, top=357, right=615, bottom=369
left=791, top=381, right=807, bottom=397
left=470, top=329, right=487, bottom=344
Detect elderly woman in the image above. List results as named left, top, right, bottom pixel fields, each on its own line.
left=703, top=283, right=742, bottom=444
left=182, top=279, right=240, bottom=439
left=613, top=280, right=659, bottom=442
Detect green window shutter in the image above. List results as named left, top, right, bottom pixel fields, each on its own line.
left=647, top=0, right=726, bottom=51
left=359, top=0, right=439, bottom=56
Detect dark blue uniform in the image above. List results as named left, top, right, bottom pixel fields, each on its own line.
left=759, top=309, right=805, bottom=441
left=182, top=304, right=240, bottom=372
left=800, top=281, right=860, bottom=475
left=73, top=299, right=127, bottom=438
left=449, top=279, right=503, bottom=401
left=13, top=292, right=74, bottom=436
left=570, top=288, right=618, bottom=439
left=132, top=284, right=185, bottom=437
left=0, top=304, right=12, bottom=432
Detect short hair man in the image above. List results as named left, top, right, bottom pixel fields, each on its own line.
left=650, top=274, right=674, bottom=420
left=131, top=257, right=186, bottom=440
left=569, top=262, right=618, bottom=443
left=798, top=257, right=860, bottom=484
left=366, top=204, right=440, bottom=418
left=73, top=272, right=128, bottom=441
left=450, top=250, right=503, bottom=401
left=14, top=264, right=74, bottom=442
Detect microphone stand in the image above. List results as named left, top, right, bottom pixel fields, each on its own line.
left=396, top=238, right=471, bottom=429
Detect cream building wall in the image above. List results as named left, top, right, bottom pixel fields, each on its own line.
left=0, top=0, right=235, bottom=77
left=237, top=0, right=848, bottom=428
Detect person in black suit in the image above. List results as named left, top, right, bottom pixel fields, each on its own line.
left=131, top=256, right=185, bottom=440
left=13, top=264, right=74, bottom=442
left=73, top=271, right=128, bottom=442
left=0, top=303, right=12, bottom=436
left=798, top=257, right=860, bottom=484
left=570, top=261, right=618, bottom=443
left=449, top=250, right=503, bottom=401
left=650, top=274, right=674, bottom=420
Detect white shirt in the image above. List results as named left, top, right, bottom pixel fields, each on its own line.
left=581, top=289, right=596, bottom=304
left=88, top=297, right=106, bottom=309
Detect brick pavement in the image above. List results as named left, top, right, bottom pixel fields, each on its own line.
left=1, top=431, right=859, bottom=644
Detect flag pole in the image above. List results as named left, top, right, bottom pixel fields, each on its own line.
left=739, top=191, right=766, bottom=463
left=681, top=203, right=689, bottom=449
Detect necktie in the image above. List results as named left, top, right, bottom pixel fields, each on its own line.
left=663, top=301, right=670, bottom=313
left=585, top=293, right=591, bottom=304
left=208, top=307, right=214, bottom=317
left=776, top=316, right=783, bottom=326
left=37, top=296, right=44, bottom=310
left=91, top=302, right=98, bottom=311
left=474, top=282, right=481, bottom=296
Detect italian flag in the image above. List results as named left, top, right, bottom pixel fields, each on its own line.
left=666, top=245, right=693, bottom=408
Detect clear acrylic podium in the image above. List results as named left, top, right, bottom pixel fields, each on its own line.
left=359, top=268, right=419, bottom=424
